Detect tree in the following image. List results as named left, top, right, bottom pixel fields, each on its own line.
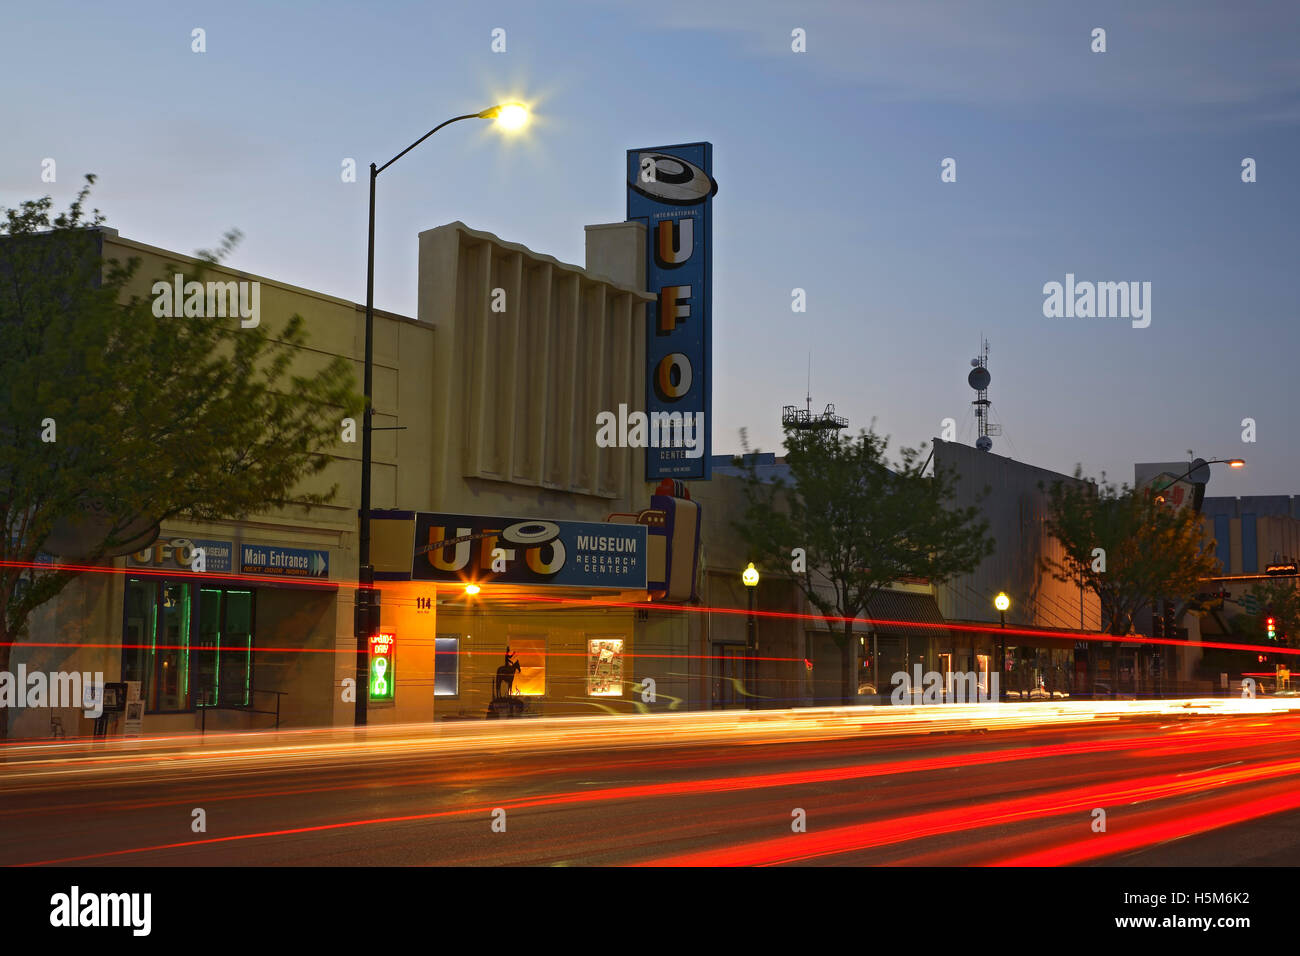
left=733, top=426, right=994, bottom=704
left=1229, top=578, right=1300, bottom=647
left=1041, top=470, right=1220, bottom=637
left=0, top=178, right=362, bottom=735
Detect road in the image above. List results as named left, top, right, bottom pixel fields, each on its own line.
left=3, top=700, right=1300, bottom=866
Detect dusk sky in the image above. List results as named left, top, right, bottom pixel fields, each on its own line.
left=4, top=0, right=1297, bottom=495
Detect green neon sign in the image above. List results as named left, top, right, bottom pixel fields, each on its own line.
left=369, top=632, right=395, bottom=701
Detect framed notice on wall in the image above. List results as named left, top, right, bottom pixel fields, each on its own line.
left=587, top=638, right=624, bottom=697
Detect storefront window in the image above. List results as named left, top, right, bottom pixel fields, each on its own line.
left=509, top=637, right=547, bottom=696
left=196, top=588, right=222, bottom=707
left=122, top=579, right=254, bottom=713
left=122, top=579, right=156, bottom=701
left=221, top=591, right=253, bottom=707
left=156, top=583, right=191, bottom=711
left=434, top=636, right=459, bottom=697
left=586, top=638, right=624, bottom=696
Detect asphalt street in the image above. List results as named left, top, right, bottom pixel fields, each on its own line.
left=3, top=704, right=1299, bottom=866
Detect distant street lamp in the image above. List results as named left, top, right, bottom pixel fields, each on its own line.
left=994, top=592, right=1010, bottom=702
left=1154, top=457, right=1245, bottom=504
left=744, top=563, right=759, bottom=710
left=354, top=103, right=530, bottom=727
left=1148, top=457, right=1243, bottom=697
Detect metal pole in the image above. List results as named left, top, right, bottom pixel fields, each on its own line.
left=746, top=586, right=756, bottom=710
left=999, top=611, right=1006, bottom=702
left=873, top=632, right=879, bottom=703
left=350, top=110, right=500, bottom=728
left=355, top=162, right=378, bottom=728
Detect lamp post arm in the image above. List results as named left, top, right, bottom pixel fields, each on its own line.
left=375, top=113, right=485, bottom=175
left=1163, top=459, right=1233, bottom=488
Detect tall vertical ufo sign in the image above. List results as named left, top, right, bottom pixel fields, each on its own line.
left=627, top=143, right=717, bottom=480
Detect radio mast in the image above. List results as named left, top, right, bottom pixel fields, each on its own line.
left=968, top=337, right=1000, bottom=452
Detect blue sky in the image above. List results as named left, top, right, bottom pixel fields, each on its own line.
left=3, top=0, right=1297, bottom=495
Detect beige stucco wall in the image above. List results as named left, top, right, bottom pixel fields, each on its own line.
left=16, top=221, right=671, bottom=735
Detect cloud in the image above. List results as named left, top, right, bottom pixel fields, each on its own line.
left=608, top=0, right=1300, bottom=117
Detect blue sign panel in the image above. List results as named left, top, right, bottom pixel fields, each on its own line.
left=191, top=538, right=234, bottom=574
left=627, top=143, right=715, bottom=481
left=128, top=536, right=233, bottom=573
left=240, top=544, right=329, bottom=578
left=410, top=513, right=647, bottom=589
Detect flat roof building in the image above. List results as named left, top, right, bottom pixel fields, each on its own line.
left=14, top=217, right=713, bottom=737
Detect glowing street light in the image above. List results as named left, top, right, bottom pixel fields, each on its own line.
left=355, top=99, right=532, bottom=727
left=481, top=102, right=529, bottom=131
left=994, top=592, right=1010, bottom=702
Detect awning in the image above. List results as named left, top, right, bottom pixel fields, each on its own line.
left=862, top=590, right=950, bottom=640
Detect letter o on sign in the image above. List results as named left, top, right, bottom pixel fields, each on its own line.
left=655, top=352, right=693, bottom=400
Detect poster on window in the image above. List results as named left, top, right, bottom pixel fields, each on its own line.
left=587, top=638, right=624, bottom=697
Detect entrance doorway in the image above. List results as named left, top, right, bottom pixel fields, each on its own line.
left=711, top=643, right=746, bottom=709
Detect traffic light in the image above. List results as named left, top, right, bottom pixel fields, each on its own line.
left=1152, top=608, right=1164, bottom=640
left=1163, top=601, right=1177, bottom=639
left=1267, top=615, right=1277, bottom=641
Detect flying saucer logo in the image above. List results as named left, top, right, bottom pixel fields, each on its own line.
left=631, top=152, right=718, bottom=205
left=415, top=519, right=565, bottom=576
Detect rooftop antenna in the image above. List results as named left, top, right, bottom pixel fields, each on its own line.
left=967, top=336, right=1000, bottom=452
left=806, top=352, right=812, bottom=414
left=783, top=351, right=847, bottom=437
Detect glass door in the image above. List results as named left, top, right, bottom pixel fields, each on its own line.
left=123, top=578, right=194, bottom=712
left=155, top=582, right=192, bottom=711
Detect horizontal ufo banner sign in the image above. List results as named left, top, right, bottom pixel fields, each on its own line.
left=410, top=512, right=647, bottom=589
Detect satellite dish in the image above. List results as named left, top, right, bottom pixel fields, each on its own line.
left=968, top=367, right=991, bottom=391
left=976, top=436, right=993, bottom=452
left=40, top=496, right=161, bottom=559
left=1187, top=458, right=1211, bottom=485
left=970, top=358, right=980, bottom=367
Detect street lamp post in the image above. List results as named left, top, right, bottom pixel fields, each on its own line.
left=994, top=592, right=1010, bottom=703
left=354, top=103, right=529, bottom=727
left=1147, top=457, right=1244, bottom=701
left=743, top=563, right=759, bottom=710
left=1157, top=457, right=1245, bottom=496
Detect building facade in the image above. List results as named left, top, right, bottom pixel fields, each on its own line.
left=14, top=214, right=714, bottom=737
left=933, top=439, right=1102, bottom=699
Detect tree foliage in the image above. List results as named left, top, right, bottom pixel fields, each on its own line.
left=1042, top=469, right=1220, bottom=636
left=733, top=426, right=994, bottom=702
left=1229, top=578, right=1300, bottom=647
left=0, top=177, right=362, bottom=661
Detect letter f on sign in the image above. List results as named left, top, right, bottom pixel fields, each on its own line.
left=658, top=286, right=691, bottom=333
